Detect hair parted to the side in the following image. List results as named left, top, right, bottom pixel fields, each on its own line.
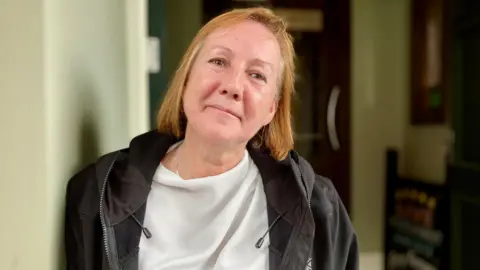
left=156, top=7, right=296, bottom=160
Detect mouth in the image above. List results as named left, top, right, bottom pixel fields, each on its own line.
left=207, top=105, right=241, bottom=120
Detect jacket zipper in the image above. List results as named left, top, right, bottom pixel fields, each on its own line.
left=99, top=153, right=120, bottom=269
left=296, top=158, right=313, bottom=270
left=291, top=151, right=311, bottom=208
left=296, top=160, right=311, bottom=208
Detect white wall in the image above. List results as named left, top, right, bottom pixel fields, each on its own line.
left=0, top=0, right=49, bottom=269
left=1, top=0, right=147, bottom=268
left=45, top=0, right=135, bottom=267
left=351, top=0, right=410, bottom=255
left=404, top=126, right=451, bottom=183
left=126, top=0, right=149, bottom=138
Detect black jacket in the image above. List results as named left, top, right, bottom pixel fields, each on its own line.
left=65, top=131, right=358, bottom=270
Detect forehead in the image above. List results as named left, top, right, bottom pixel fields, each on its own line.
left=202, top=20, right=281, bottom=65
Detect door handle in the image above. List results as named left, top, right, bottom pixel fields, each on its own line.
left=327, top=86, right=341, bottom=151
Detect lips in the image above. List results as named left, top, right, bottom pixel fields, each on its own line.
left=207, top=105, right=241, bottom=119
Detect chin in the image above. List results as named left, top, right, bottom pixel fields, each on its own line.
left=194, top=122, right=245, bottom=145
left=207, top=128, right=242, bottom=144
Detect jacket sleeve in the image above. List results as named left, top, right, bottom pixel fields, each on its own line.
left=337, top=193, right=359, bottom=270
left=65, top=186, right=84, bottom=270
left=311, top=175, right=359, bottom=270
left=64, top=164, right=99, bottom=270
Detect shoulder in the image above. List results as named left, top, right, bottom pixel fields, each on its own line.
left=295, top=156, right=358, bottom=268
left=65, top=150, right=123, bottom=216
left=291, top=153, right=337, bottom=207
left=294, top=154, right=354, bottom=228
left=65, top=161, right=98, bottom=217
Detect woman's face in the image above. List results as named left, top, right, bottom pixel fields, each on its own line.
left=183, top=20, right=282, bottom=147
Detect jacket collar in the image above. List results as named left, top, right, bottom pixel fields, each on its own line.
left=102, top=130, right=314, bottom=268
left=111, top=130, right=308, bottom=216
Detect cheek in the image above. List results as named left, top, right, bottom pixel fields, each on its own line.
left=183, top=79, right=220, bottom=113
left=185, top=70, right=221, bottom=102
left=243, top=90, right=276, bottom=121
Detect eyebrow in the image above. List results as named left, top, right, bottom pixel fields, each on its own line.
left=210, top=45, right=233, bottom=54
left=209, top=45, right=274, bottom=70
left=251, top=58, right=273, bottom=71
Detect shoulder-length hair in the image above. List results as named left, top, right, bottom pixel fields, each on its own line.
left=156, top=7, right=296, bottom=160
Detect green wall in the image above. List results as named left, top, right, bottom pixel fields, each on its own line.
left=149, top=0, right=202, bottom=128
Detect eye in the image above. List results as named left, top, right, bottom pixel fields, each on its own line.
left=250, top=72, right=267, bottom=82
left=209, top=58, right=226, bottom=67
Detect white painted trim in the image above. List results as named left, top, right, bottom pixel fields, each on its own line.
left=126, top=0, right=149, bottom=139
left=359, top=252, right=384, bottom=270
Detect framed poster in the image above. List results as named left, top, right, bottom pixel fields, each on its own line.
left=410, top=0, right=450, bottom=124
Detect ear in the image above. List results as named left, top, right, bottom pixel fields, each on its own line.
left=262, top=99, right=278, bottom=126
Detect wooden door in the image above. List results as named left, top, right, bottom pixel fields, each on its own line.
left=202, top=0, right=351, bottom=212
left=311, top=0, right=351, bottom=213
left=452, top=0, right=480, bottom=165
left=449, top=0, right=480, bottom=268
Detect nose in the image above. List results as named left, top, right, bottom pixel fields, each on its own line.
left=219, top=69, right=244, bottom=101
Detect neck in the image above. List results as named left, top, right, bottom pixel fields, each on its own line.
left=175, top=128, right=246, bottom=179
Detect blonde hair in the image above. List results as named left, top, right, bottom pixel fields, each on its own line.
left=156, top=7, right=295, bottom=160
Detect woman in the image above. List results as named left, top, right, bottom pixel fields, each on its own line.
left=65, top=7, right=358, bottom=270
